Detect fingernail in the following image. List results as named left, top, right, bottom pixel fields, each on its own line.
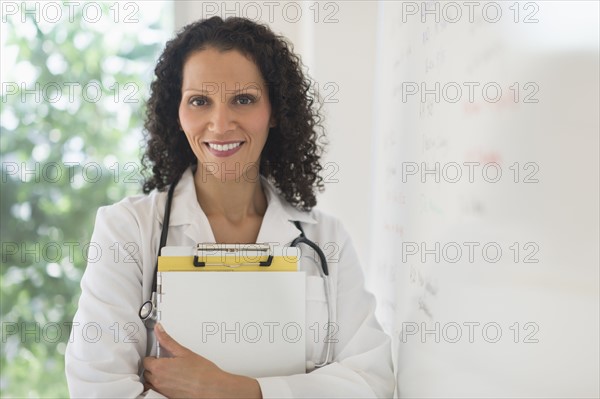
left=157, top=323, right=165, bottom=332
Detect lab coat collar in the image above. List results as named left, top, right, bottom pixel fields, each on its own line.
left=155, top=167, right=316, bottom=245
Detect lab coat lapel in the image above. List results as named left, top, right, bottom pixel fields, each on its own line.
left=256, top=204, right=303, bottom=247
left=183, top=218, right=215, bottom=244
left=156, top=167, right=216, bottom=244
left=256, top=175, right=317, bottom=247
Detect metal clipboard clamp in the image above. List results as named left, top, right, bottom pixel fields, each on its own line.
left=157, top=244, right=299, bottom=272
left=193, top=243, right=273, bottom=268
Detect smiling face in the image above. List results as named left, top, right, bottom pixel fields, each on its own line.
left=178, top=47, right=275, bottom=181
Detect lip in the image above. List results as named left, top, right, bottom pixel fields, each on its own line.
left=204, top=141, right=245, bottom=158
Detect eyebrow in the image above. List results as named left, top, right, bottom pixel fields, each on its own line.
left=182, top=86, right=262, bottom=95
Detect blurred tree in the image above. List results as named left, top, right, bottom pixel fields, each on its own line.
left=0, top=2, right=172, bottom=396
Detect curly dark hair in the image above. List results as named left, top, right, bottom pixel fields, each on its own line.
left=140, top=16, right=326, bottom=211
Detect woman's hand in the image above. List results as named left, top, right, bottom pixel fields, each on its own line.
left=143, top=323, right=263, bottom=398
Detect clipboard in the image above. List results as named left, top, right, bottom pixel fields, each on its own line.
left=156, top=244, right=306, bottom=378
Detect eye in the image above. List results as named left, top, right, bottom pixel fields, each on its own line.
left=189, top=96, right=208, bottom=106
left=235, top=94, right=255, bottom=105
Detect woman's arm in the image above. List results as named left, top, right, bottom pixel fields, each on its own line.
left=255, top=221, right=396, bottom=398
left=65, top=203, right=160, bottom=398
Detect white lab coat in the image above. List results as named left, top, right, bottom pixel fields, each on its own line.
left=65, top=167, right=395, bottom=398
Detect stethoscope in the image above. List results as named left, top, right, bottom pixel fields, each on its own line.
left=139, top=175, right=334, bottom=369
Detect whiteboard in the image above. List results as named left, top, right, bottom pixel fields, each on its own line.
left=368, top=1, right=599, bottom=397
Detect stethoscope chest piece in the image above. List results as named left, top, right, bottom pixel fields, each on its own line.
left=139, top=292, right=157, bottom=328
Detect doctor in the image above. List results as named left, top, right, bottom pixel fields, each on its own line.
left=65, top=16, right=395, bottom=398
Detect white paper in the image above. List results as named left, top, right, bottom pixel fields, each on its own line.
left=157, top=269, right=306, bottom=378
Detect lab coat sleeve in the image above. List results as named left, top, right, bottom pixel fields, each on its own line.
left=64, top=204, right=165, bottom=398
left=256, top=220, right=396, bottom=398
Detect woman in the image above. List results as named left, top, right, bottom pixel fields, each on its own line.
left=65, top=16, right=395, bottom=398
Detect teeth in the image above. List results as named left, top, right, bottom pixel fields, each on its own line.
left=207, top=142, right=242, bottom=152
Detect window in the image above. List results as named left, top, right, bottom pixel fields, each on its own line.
left=1, top=2, right=173, bottom=396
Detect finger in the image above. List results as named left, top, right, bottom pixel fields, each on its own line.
left=143, top=369, right=153, bottom=388
left=143, top=375, right=153, bottom=387
left=154, top=323, right=188, bottom=357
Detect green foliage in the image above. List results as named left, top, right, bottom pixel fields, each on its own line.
left=1, top=3, right=172, bottom=396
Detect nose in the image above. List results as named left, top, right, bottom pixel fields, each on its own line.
left=208, top=102, right=235, bottom=135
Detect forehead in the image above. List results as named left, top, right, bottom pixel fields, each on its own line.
left=181, top=48, right=265, bottom=89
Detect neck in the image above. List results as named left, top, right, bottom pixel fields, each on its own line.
left=193, top=165, right=267, bottom=223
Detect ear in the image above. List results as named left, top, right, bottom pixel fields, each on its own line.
left=269, top=115, right=277, bottom=128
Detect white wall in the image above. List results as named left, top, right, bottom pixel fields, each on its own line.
left=173, top=1, right=378, bottom=269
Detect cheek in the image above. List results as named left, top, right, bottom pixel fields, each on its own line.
left=178, top=108, right=202, bottom=151
left=250, top=107, right=272, bottom=141
left=178, top=106, right=197, bottom=132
